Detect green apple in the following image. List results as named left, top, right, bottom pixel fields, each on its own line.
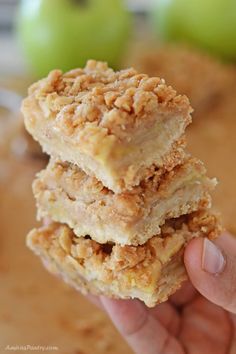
left=150, top=0, right=236, bottom=61
left=17, top=0, right=131, bottom=77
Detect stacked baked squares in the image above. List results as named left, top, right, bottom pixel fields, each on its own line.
left=22, top=60, right=221, bottom=307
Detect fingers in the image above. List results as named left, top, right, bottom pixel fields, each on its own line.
left=149, top=302, right=180, bottom=336
left=179, top=296, right=232, bottom=354
left=229, top=314, right=236, bottom=354
left=170, top=281, right=197, bottom=308
left=184, top=233, right=236, bottom=314
left=86, top=295, right=181, bottom=337
left=86, top=294, right=104, bottom=310
left=100, top=297, right=184, bottom=354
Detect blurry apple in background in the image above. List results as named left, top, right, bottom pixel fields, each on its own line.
left=17, top=0, right=131, bottom=77
left=150, top=0, right=236, bottom=61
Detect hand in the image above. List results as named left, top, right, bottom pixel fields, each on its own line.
left=92, top=233, right=236, bottom=354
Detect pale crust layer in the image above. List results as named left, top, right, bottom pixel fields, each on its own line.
left=27, top=210, right=221, bottom=307
left=22, top=60, right=192, bottom=192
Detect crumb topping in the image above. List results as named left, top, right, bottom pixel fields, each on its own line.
left=42, top=154, right=206, bottom=199
left=27, top=60, right=192, bottom=138
left=34, top=154, right=212, bottom=225
left=28, top=210, right=221, bottom=286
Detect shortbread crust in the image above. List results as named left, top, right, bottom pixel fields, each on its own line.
left=27, top=210, right=221, bottom=307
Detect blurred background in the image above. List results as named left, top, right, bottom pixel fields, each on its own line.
left=0, top=1, right=236, bottom=353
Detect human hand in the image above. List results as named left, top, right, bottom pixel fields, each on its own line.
left=92, top=233, right=236, bottom=354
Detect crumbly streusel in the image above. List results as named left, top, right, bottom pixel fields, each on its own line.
left=27, top=60, right=192, bottom=138
left=27, top=210, right=221, bottom=306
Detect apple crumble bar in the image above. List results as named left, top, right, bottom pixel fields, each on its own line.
left=22, top=60, right=192, bottom=193
left=23, top=59, right=222, bottom=306
left=33, top=157, right=216, bottom=245
left=27, top=210, right=221, bottom=307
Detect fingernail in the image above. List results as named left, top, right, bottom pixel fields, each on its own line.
left=202, top=238, right=226, bottom=274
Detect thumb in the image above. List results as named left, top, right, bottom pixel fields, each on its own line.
left=184, top=233, right=236, bottom=314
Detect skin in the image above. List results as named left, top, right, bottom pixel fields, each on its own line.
left=88, top=233, right=236, bottom=354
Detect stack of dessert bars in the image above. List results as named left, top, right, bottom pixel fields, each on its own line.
left=22, top=61, right=221, bottom=307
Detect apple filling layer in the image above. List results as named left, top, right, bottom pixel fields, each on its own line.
left=22, top=60, right=192, bottom=193
left=27, top=210, right=221, bottom=307
left=34, top=157, right=216, bottom=245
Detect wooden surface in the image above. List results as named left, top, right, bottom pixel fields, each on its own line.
left=0, top=50, right=236, bottom=354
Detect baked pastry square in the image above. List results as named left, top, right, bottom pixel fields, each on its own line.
left=27, top=210, right=221, bottom=307
left=22, top=60, right=192, bottom=193
left=33, top=156, right=216, bottom=245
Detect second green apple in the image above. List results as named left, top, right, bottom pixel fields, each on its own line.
left=151, top=0, right=236, bottom=61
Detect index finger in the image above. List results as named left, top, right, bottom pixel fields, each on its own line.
left=100, top=297, right=184, bottom=354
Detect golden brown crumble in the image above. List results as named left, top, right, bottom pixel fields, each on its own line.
left=29, top=210, right=221, bottom=279
left=35, top=154, right=210, bottom=218
left=26, top=60, right=192, bottom=138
